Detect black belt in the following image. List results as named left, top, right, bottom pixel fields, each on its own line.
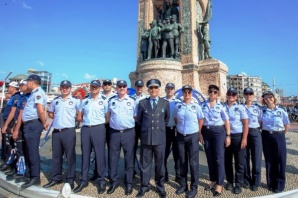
left=54, top=127, right=74, bottom=132
left=262, top=130, right=284, bottom=134
left=82, top=124, right=104, bottom=128
left=249, top=128, right=260, bottom=131
left=177, top=132, right=197, bottom=137
left=23, top=119, right=40, bottom=125
left=166, top=126, right=176, bottom=130
left=112, top=127, right=133, bottom=133
left=203, top=125, right=224, bottom=129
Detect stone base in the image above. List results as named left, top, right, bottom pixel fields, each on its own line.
left=129, top=59, right=182, bottom=96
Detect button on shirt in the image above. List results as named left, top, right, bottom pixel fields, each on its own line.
left=163, top=97, right=181, bottom=127
left=243, top=104, right=262, bottom=128
left=201, top=99, right=229, bottom=126
left=14, top=93, right=31, bottom=120
left=108, top=95, right=137, bottom=130
left=225, top=102, right=248, bottom=134
left=262, top=107, right=290, bottom=131
left=22, top=87, right=47, bottom=122
left=48, top=95, right=81, bottom=129
left=80, top=95, right=108, bottom=125
left=2, top=92, right=21, bottom=120
left=174, top=102, right=204, bottom=135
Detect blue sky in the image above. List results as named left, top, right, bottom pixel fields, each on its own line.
left=0, top=0, right=297, bottom=96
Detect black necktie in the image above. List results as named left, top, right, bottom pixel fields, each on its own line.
left=153, top=99, right=157, bottom=110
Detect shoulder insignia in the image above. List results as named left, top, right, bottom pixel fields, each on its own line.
left=101, top=95, right=106, bottom=100
left=108, top=95, right=117, bottom=102
left=72, top=96, right=78, bottom=99
left=129, top=95, right=136, bottom=101
left=53, top=96, right=59, bottom=100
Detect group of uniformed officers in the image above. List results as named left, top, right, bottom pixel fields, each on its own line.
left=0, top=75, right=290, bottom=198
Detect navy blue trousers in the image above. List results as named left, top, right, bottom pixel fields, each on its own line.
left=262, top=130, right=286, bottom=192
left=23, top=120, right=43, bottom=180
left=80, top=124, right=106, bottom=186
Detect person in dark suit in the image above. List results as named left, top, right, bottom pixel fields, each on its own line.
left=136, top=79, right=170, bottom=198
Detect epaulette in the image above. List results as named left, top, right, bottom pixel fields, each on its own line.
left=108, top=95, right=117, bottom=102
left=101, top=95, right=106, bottom=100
left=129, top=95, right=136, bottom=101
left=72, top=96, right=78, bottom=99
left=84, top=94, right=89, bottom=99
left=53, top=96, right=60, bottom=100
left=220, top=102, right=225, bottom=106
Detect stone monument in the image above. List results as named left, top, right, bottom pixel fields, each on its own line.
left=129, top=0, right=228, bottom=98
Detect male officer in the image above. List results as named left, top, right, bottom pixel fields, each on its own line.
left=242, top=87, right=262, bottom=191
left=163, top=82, right=181, bottom=183
left=73, top=80, right=108, bottom=194
left=1, top=82, right=21, bottom=172
left=137, top=79, right=169, bottom=198
left=106, top=80, right=137, bottom=195
left=21, top=74, right=47, bottom=189
left=44, top=80, right=80, bottom=190
left=133, top=80, right=147, bottom=176
left=174, top=85, right=204, bottom=198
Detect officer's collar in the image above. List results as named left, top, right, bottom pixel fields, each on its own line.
left=150, top=96, right=159, bottom=101
left=225, top=101, right=238, bottom=106
left=11, top=91, right=20, bottom=97
left=32, top=87, right=39, bottom=93
left=116, top=94, right=129, bottom=100
left=207, top=98, right=221, bottom=104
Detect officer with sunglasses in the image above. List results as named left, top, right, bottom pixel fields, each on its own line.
left=224, top=88, right=248, bottom=195
left=261, top=91, right=290, bottom=193
left=201, top=85, right=230, bottom=197
left=242, top=87, right=262, bottom=191
left=174, top=85, right=204, bottom=198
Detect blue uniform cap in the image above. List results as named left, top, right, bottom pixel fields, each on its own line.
left=60, top=80, right=72, bottom=87
left=182, top=85, right=192, bottom=91
left=117, top=80, right=127, bottom=86
left=19, top=80, right=27, bottom=85
left=90, top=80, right=101, bottom=87
left=166, top=83, right=175, bottom=88
left=26, top=74, right=41, bottom=84
left=243, top=87, right=254, bottom=94
left=262, top=90, right=274, bottom=98
left=135, top=80, right=144, bottom=87
left=146, top=79, right=161, bottom=87
left=103, top=79, right=112, bottom=84
left=208, top=84, right=219, bottom=91
left=227, top=87, right=238, bottom=94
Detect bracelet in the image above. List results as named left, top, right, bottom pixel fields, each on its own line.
left=226, top=134, right=231, bottom=137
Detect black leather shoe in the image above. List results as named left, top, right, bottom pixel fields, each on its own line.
left=213, top=191, right=222, bottom=197
left=251, top=185, right=258, bottom=191
left=176, top=185, right=188, bottom=195
left=21, top=178, right=40, bottom=189
left=15, top=177, right=29, bottom=183
left=125, top=185, right=133, bottom=195
left=0, top=164, right=10, bottom=172
left=158, top=190, right=166, bottom=198
left=5, top=169, right=15, bottom=175
left=204, top=185, right=215, bottom=191
left=73, top=183, right=88, bottom=193
left=107, top=184, right=119, bottom=194
left=224, top=182, right=233, bottom=191
left=273, top=189, right=283, bottom=193
left=174, top=177, right=181, bottom=185
left=186, top=188, right=197, bottom=198
left=242, top=182, right=250, bottom=189
left=136, top=188, right=150, bottom=198
left=69, top=181, right=74, bottom=190
left=43, top=180, right=62, bottom=188
left=89, top=173, right=97, bottom=181
left=6, top=173, right=22, bottom=181
left=232, top=186, right=242, bottom=194
left=97, top=184, right=106, bottom=194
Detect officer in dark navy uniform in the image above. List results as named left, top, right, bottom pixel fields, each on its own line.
left=44, top=80, right=81, bottom=190
left=106, top=80, right=137, bottom=196
left=242, top=87, right=263, bottom=191
left=261, top=91, right=290, bottom=193
left=1, top=82, right=21, bottom=172
left=201, top=85, right=230, bottom=197
left=163, top=82, right=181, bottom=183
left=21, top=74, right=47, bottom=189
left=136, top=79, right=169, bottom=198
left=73, top=80, right=107, bottom=194
left=174, top=85, right=204, bottom=198
left=224, top=88, right=249, bottom=195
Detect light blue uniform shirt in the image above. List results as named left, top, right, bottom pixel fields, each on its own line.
left=163, top=97, right=181, bottom=127
left=133, top=93, right=147, bottom=103
left=201, top=99, right=229, bottom=126
left=48, top=95, right=80, bottom=129
left=261, top=107, right=290, bottom=131
left=243, top=104, right=262, bottom=128
left=100, top=91, right=116, bottom=100
left=225, top=102, right=248, bottom=134
left=80, top=95, right=107, bottom=125
left=174, top=102, right=204, bottom=135
left=108, top=94, right=137, bottom=130
left=22, top=87, right=47, bottom=122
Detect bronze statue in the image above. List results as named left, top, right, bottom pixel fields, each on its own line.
left=171, top=15, right=183, bottom=58
left=161, top=17, right=175, bottom=58
left=147, top=20, right=161, bottom=59
left=140, top=30, right=150, bottom=60
left=201, top=23, right=211, bottom=59
left=161, top=0, right=179, bottom=22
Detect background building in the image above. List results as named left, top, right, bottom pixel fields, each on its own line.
left=27, top=69, right=52, bottom=93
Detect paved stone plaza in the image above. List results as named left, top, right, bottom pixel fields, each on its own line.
left=1, top=122, right=298, bottom=198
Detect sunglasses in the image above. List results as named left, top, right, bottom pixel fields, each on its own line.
left=183, top=90, right=192, bottom=94
left=118, top=85, right=127, bottom=88
left=103, top=83, right=112, bottom=86
left=166, top=87, right=174, bottom=90
left=208, top=90, right=218, bottom=94
left=227, top=92, right=237, bottom=97
left=244, top=93, right=254, bottom=96
left=149, top=86, right=159, bottom=90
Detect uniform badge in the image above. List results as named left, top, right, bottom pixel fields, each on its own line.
left=56, top=101, right=59, bottom=105
left=127, top=102, right=131, bottom=106
left=22, top=101, right=26, bottom=108
left=69, top=101, right=73, bottom=105
left=234, top=107, right=238, bottom=111
left=277, top=111, right=281, bottom=116
left=178, top=105, right=181, bottom=109
left=215, top=106, right=220, bottom=110
left=191, top=105, right=196, bottom=110
left=14, top=100, right=19, bottom=105
left=99, top=101, right=103, bottom=105
left=253, top=109, right=257, bottom=113
left=85, top=101, right=88, bottom=105
left=203, top=104, right=206, bottom=108
left=112, top=102, right=115, bottom=106
left=36, top=95, right=41, bottom=100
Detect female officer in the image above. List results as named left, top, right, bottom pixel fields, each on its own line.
left=201, top=85, right=230, bottom=197
left=261, top=91, right=290, bottom=193
left=242, top=87, right=262, bottom=191
left=224, top=88, right=248, bottom=195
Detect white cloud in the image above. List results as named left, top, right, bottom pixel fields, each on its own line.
left=84, top=73, right=96, bottom=80
left=62, top=73, right=69, bottom=78
left=36, top=61, right=45, bottom=67
left=22, top=1, right=32, bottom=9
